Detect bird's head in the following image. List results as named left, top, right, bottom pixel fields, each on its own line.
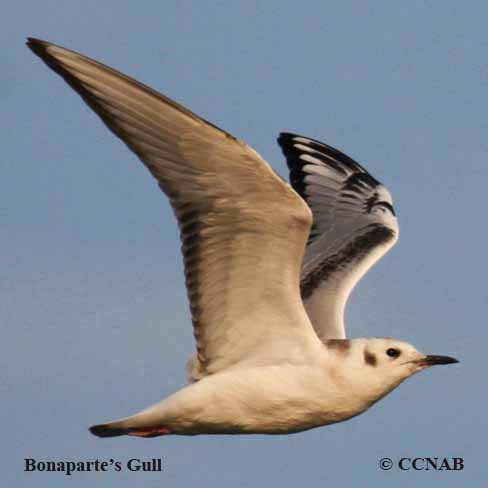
left=326, top=338, right=458, bottom=406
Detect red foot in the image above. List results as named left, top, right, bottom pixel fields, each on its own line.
left=127, top=426, right=172, bottom=438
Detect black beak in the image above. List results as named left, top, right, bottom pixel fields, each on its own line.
left=417, top=355, right=459, bottom=367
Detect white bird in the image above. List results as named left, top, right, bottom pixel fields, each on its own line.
left=27, top=38, right=458, bottom=438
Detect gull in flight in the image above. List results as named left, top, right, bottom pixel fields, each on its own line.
left=27, top=38, right=458, bottom=438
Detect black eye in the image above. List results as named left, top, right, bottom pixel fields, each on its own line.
left=386, top=348, right=401, bottom=358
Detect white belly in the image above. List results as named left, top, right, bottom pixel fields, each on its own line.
left=145, top=363, right=369, bottom=435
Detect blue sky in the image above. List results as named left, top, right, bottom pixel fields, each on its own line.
left=3, top=1, right=487, bottom=486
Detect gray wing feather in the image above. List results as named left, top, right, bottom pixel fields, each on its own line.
left=28, top=40, right=320, bottom=380
left=278, top=133, right=398, bottom=339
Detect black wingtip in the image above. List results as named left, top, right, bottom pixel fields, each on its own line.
left=26, top=37, right=46, bottom=52
left=277, top=132, right=298, bottom=147
left=26, top=38, right=57, bottom=63
left=277, top=132, right=368, bottom=175
left=89, top=423, right=129, bottom=438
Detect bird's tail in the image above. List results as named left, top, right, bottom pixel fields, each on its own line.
left=89, top=421, right=131, bottom=438
left=89, top=413, right=172, bottom=438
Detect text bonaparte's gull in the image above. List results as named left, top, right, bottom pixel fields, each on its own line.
left=27, top=38, right=458, bottom=438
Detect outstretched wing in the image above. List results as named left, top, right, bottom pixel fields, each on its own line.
left=278, top=133, right=398, bottom=340
left=28, top=39, right=321, bottom=379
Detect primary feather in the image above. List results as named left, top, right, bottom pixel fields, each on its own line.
left=278, top=133, right=398, bottom=340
